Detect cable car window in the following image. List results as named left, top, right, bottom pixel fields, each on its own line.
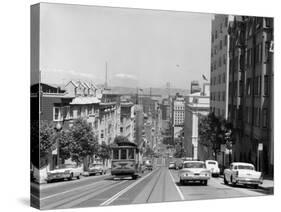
left=121, top=149, right=127, bottom=159
left=128, top=149, right=134, bottom=159
left=113, top=149, right=119, bottom=159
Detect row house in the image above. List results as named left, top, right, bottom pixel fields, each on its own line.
left=228, top=16, right=273, bottom=176
left=31, top=80, right=121, bottom=170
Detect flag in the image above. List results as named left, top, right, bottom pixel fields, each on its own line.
left=202, top=74, right=208, bottom=81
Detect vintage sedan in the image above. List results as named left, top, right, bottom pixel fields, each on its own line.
left=205, top=160, right=220, bottom=177
left=168, top=162, right=176, bottom=169
left=46, top=164, right=83, bottom=183
left=223, top=162, right=263, bottom=188
left=178, top=161, right=210, bottom=185
left=88, top=163, right=107, bottom=176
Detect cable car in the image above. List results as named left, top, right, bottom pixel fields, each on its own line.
left=111, top=140, right=141, bottom=179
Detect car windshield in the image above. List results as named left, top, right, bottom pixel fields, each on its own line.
left=183, top=162, right=206, bottom=168
left=207, top=161, right=217, bottom=165
left=237, top=165, right=254, bottom=170
left=57, top=164, right=76, bottom=169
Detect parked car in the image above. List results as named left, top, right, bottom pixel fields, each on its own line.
left=178, top=161, right=210, bottom=185
left=88, top=163, right=106, bottom=176
left=168, top=162, right=176, bottom=169
left=223, top=162, right=263, bottom=188
left=145, top=160, right=153, bottom=171
left=205, top=160, right=220, bottom=177
left=46, top=164, right=83, bottom=183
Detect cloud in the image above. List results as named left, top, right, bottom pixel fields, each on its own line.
left=114, top=73, right=137, bottom=80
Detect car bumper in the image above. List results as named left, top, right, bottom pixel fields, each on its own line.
left=47, top=173, right=70, bottom=180
left=236, top=178, right=263, bottom=185
left=88, top=170, right=101, bottom=174
left=180, top=175, right=210, bottom=181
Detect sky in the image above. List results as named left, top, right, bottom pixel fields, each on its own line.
left=36, top=3, right=213, bottom=89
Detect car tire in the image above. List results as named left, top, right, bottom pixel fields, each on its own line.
left=230, top=176, right=236, bottom=186
left=253, top=184, right=259, bottom=189
left=68, top=173, right=73, bottom=181
left=46, top=180, right=52, bottom=184
left=76, top=175, right=80, bottom=179
left=224, top=175, right=228, bottom=185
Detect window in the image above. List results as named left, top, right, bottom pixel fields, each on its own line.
left=214, top=61, right=217, bottom=70
left=265, top=18, right=272, bottom=28
left=101, top=130, right=104, bottom=139
left=224, top=35, right=227, bottom=46
left=223, top=54, right=226, bottom=65
left=70, top=107, right=73, bottom=118
left=239, top=80, right=243, bottom=97
left=88, top=106, right=92, bottom=115
left=222, top=91, right=225, bottom=101
left=128, top=149, right=134, bottom=159
left=77, top=107, right=81, bottom=117
left=218, top=75, right=221, bottom=84
left=53, top=107, right=61, bottom=121
left=64, top=106, right=70, bottom=119
left=262, top=109, right=268, bottom=128
left=264, top=75, right=269, bottom=96
left=215, top=30, right=218, bottom=39
left=225, top=17, right=228, bottom=27
left=212, top=34, right=214, bottom=43
left=238, top=106, right=243, bottom=120
left=247, top=79, right=251, bottom=96
left=220, top=40, right=223, bottom=50
left=113, top=149, right=119, bottom=159
left=121, top=149, right=127, bottom=159
left=223, top=73, right=226, bottom=83
left=264, top=41, right=271, bottom=63
left=220, top=23, right=223, bottom=33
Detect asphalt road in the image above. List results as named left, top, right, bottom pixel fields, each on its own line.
left=32, top=158, right=272, bottom=210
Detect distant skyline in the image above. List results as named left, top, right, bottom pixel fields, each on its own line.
left=35, top=3, right=213, bottom=89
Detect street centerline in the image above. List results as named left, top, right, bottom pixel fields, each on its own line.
left=168, top=170, right=185, bottom=200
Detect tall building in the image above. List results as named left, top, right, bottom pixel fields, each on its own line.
left=184, top=83, right=210, bottom=160
left=120, top=101, right=135, bottom=142
left=210, top=15, right=233, bottom=119
left=172, top=94, right=185, bottom=141
left=228, top=16, right=274, bottom=176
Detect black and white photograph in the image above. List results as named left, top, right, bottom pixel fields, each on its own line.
left=30, top=2, right=274, bottom=210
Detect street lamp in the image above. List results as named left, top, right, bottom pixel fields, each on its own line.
left=55, top=122, right=62, bottom=168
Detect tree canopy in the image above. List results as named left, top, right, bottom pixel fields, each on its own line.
left=68, top=118, right=99, bottom=164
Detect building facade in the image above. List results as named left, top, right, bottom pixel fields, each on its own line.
left=184, top=83, right=210, bottom=160
left=210, top=15, right=233, bottom=119
left=228, top=16, right=274, bottom=176
left=172, top=94, right=185, bottom=142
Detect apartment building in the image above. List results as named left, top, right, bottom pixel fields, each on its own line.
left=228, top=16, right=274, bottom=175
left=210, top=15, right=233, bottom=119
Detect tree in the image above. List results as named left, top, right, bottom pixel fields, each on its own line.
left=39, top=121, right=57, bottom=168
left=31, top=120, right=40, bottom=168
left=199, top=113, right=234, bottom=160
left=173, top=140, right=186, bottom=158
left=56, top=129, right=71, bottom=163
left=198, top=113, right=224, bottom=159
left=68, top=118, right=98, bottom=164
left=97, top=142, right=111, bottom=165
